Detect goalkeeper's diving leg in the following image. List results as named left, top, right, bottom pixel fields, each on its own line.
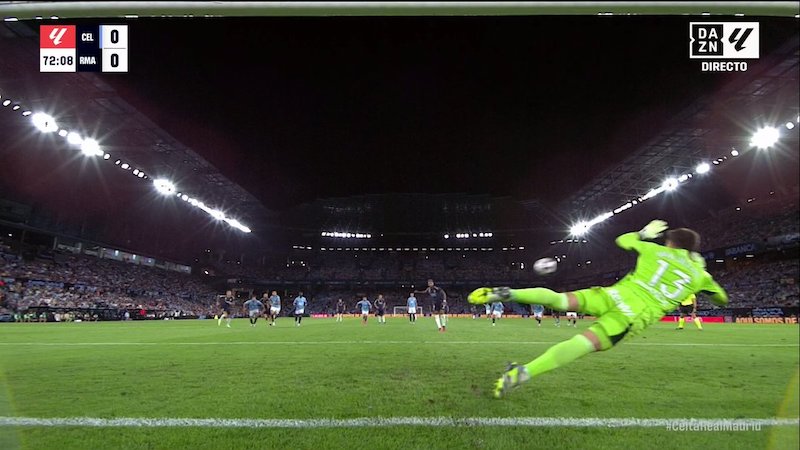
left=468, top=286, right=634, bottom=398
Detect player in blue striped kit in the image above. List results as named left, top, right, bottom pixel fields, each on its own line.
left=356, top=296, right=372, bottom=325
left=406, top=293, right=418, bottom=323
left=243, top=295, right=264, bottom=327
left=293, top=292, right=307, bottom=327
left=268, top=291, right=281, bottom=327
left=491, top=301, right=504, bottom=327
left=532, top=304, right=545, bottom=327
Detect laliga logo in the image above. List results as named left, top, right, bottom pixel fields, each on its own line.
left=49, top=27, right=68, bottom=46
left=728, top=27, right=754, bottom=52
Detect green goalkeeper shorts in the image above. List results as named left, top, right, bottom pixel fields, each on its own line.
left=572, top=286, right=665, bottom=349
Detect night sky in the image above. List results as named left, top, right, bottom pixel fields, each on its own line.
left=99, top=16, right=796, bottom=211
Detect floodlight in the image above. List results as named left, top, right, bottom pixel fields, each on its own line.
left=209, top=209, right=225, bottom=221
left=570, top=222, right=590, bottom=236
left=750, top=126, right=780, bottom=149
left=153, top=178, right=176, bottom=196
left=662, top=178, right=679, bottom=191
left=65, top=132, right=82, bottom=145
left=80, top=139, right=102, bottom=157
left=31, top=112, right=58, bottom=132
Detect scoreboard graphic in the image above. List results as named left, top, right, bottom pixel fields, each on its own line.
left=40, top=25, right=128, bottom=73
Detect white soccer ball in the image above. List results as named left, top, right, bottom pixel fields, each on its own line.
left=533, top=257, right=558, bottom=275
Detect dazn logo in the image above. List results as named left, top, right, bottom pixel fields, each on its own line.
left=689, top=22, right=759, bottom=59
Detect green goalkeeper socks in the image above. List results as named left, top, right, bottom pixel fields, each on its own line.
left=510, top=288, right=569, bottom=311
left=524, top=334, right=596, bottom=378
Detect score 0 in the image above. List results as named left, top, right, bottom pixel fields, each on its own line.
left=101, top=25, right=128, bottom=72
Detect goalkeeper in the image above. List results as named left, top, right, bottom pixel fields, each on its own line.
left=468, top=220, right=728, bottom=398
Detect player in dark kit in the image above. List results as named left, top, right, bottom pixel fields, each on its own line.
left=415, top=279, right=447, bottom=332
left=217, top=290, right=234, bottom=328
left=375, top=294, right=387, bottom=324
left=335, top=298, right=347, bottom=323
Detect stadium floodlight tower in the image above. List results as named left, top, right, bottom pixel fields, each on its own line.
left=750, top=126, right=780, bottom=149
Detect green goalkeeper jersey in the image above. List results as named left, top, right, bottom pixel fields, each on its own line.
left=613, top=232, right=728, bottom=312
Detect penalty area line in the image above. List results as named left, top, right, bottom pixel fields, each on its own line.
left=0, top=416, right=797, bottom=429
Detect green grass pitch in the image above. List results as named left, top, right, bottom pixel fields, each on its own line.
left=0, top=316, right=797, bottom=450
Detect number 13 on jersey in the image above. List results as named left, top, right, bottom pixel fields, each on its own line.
left=648, top=259, right=692, bottom=300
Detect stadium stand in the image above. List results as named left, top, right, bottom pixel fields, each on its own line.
left=1, top=190, right=797, bottom=320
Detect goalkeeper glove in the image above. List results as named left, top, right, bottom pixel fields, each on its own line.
left=639, top=219, right=668, bottom=240
left=468, top=287, right=511, bottom=304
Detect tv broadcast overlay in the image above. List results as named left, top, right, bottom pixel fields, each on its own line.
left=0, top=3, right=797, bottom=449
left=689, top=22, right=759, bottom=72
left=40, top=25, right=128, bottom=73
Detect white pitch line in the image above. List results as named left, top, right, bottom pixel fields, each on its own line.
left=0, top=416, right=797, bottom=429
left=0, top=341, right=797, bottom=347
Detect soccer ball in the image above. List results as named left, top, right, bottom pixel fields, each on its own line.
left=533, top=258, right=558, bottom=275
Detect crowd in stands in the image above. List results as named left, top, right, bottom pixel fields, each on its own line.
left=710, top=259, right=798, bottom=309
left=208, top=196, right=799, bottom=287
left=213, top=251, right=536, bottom=284
left=1, top=192, right=797, bottom=320
left=693, top=195, right=799, bottom=251
left=1, top=249, right=796, bottom=319
left=243, top=253, right=799, bottom=314
left=1, top=241, right=219, bottom=319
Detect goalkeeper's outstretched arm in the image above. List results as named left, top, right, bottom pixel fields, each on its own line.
left=616, top=219, right=669, bottom=252
left=615, top=232, right=645, bottom=251
left=700, top=272, right=729, bottom=307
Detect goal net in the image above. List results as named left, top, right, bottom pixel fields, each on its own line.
left=393, top=306, right=423, bottom=317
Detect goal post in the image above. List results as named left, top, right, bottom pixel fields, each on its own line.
left=393, top=306, right=423, bottom=317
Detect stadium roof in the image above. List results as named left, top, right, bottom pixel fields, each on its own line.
left=0, top=17, right=797, bottom=257
left=560, top=36, right=800, bottom=215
